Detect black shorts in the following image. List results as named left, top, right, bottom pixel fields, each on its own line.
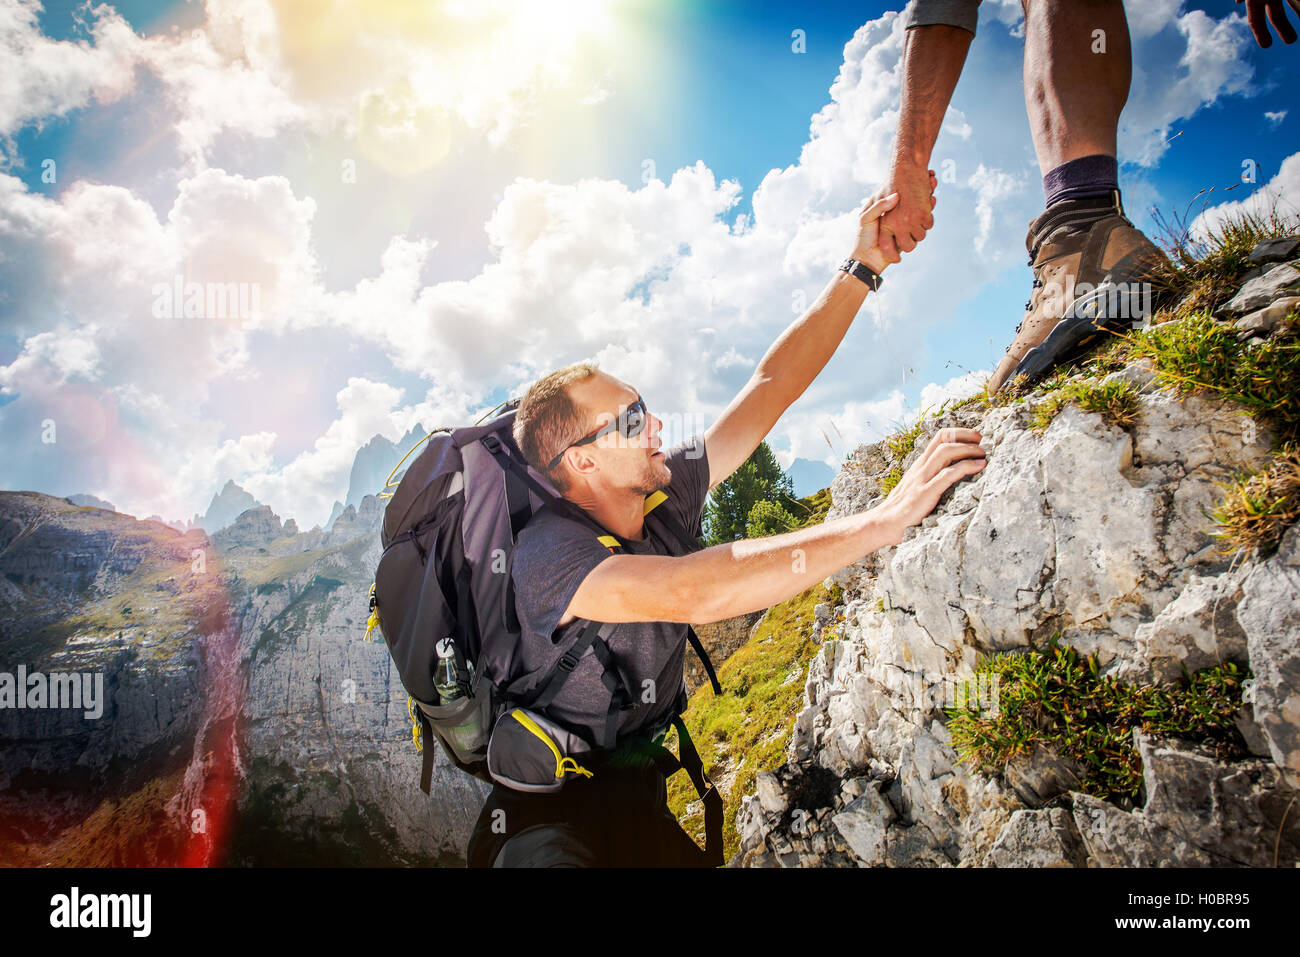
left=465, top=760, right=713, bottom=868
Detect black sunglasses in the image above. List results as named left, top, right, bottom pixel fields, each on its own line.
left=548, top=397, right=649, bottom=470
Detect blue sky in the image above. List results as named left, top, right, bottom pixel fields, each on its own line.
left=1, top=0, right=1297, bottom=522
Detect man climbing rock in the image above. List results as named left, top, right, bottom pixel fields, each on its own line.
left=879, top=0, right=1171, bottom=392
left=466, top=185, right=987, bottom=867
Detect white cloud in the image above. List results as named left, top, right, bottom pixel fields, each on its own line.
left=0, top=0, right=1280, bottom=527
left=0, top=0, right=141, bottom=148
left=968, top=164, right=1024, bottom=254
left=1, top=0, right=630, bottom=169
left=0, top=165, right=326, bottom=518
left=920, top=369, right=988, bottom=411
left=1121, top=7, right=1254, bottom=166
left=242, top=377, right=404, bottom=526
left=1266, top=110, right=1287, bottom=128
left=1191, top=150, right=1300, bottom=240
left=0, top=327, right=101, bottom=386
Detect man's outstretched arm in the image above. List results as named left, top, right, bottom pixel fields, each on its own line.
left=703, top=186, right=933, bottom=491
left=561, top=428, right=986, bottom=626
left=877, top=23, right=973, bottom=264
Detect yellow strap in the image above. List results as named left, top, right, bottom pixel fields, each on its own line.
left=383, top=432, right=436, bottom=492
left=363, top=584, right=380, bottom=642
left=381, top=400, right=510, bottom=496
left=595, top=492, right=670, bottom=549
left=407, top=697, right=423, bottom=753
left=511, top=710, right=593, bottom=780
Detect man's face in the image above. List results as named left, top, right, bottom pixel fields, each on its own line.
left=565, top=372, right=670, bottom=496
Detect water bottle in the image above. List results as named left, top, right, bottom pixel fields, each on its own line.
left=434, top=638, right=465, bottom=703
left=433, top=638, right=486, bottom=755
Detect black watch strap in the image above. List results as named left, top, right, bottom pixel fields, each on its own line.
left=840, top=257, right=883, bottom=291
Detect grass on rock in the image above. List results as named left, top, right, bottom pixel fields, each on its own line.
left=946, top=637, right=1248, bottom=805
left=665, top=582, right=836, bottom=861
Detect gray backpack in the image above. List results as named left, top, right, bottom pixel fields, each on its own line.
left=366, top=399, right=723, bottom=863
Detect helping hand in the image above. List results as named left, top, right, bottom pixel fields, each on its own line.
left=851, top=169, right=937, bottom=274
left=876, top=166, right=938, bottom=266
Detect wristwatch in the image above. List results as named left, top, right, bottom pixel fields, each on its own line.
left=840, top=257, right=883, bottom=292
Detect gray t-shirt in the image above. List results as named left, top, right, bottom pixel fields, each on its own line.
left=905, top=0, right=980, bottom=34
left=507, top=435, right=711, bottom=741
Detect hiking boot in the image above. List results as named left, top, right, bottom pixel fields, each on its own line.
left=986, top=190, right=1169, bottom=394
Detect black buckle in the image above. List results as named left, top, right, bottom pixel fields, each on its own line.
left=481, top=434, right=502, bottom=453
left=557, top=651, right=580, bottom=672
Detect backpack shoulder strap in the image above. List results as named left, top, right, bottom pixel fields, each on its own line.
left=525, top=618, right=627, bottom=751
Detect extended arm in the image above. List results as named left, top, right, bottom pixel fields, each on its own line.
left=702, top=268, right=871, bottom=491
left=877, top=24, right=973, bottom=263
left=702, top=184, right=932, bottom=491
left=561, top=428, right=986, bottom=626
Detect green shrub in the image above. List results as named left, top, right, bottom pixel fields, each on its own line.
left=946, top=637, right=1247, bottom=804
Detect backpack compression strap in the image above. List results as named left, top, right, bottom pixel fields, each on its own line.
left=526, top=618, right=628, bottom=751
left=666, top=716, right=724, bottom=867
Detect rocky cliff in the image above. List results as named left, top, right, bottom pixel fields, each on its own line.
left=732, top=235, right=1300, bottom=867
left=344, top=427, right=427, bottom=511
left=0, top=489, right=483, bottom=866
left=0, top=493, right=218, bottom=864
left=221, top=494, right=482, bottom=866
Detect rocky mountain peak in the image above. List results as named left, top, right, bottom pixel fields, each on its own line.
left=199, top=480, right=265, bottom=534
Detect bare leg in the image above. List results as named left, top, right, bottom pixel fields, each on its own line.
left=1022, top=0, right=1132, bottom=174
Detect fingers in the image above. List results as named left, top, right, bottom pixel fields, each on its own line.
left=1245, top=0, right=1273, bottom=46
left=917, top=428, right=985, bottom=475
left=925, top=456, right=987, bottom=495
left=1266, top=0, right=1298, bottom=41
left=862, top=191, right=901, bottom=221
left=921, top=442, right=987, bottom=479
left=921, top=427, right=984, bottom=454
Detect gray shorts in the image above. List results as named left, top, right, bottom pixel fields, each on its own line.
left=905, top=0, right=982, bottom=35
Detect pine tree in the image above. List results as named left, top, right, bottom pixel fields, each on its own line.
left=746, top=499, right=799, bottom=538
left=703, top=441, right=796, bottom=544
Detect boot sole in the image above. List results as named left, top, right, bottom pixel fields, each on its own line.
left=1009, top=280, right=1151, bottom=386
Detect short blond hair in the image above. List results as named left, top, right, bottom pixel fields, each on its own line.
left=513, top=360, right=600, bottom=490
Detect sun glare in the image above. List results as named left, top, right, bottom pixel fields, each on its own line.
left=272, top=0, right=630, bottom=175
